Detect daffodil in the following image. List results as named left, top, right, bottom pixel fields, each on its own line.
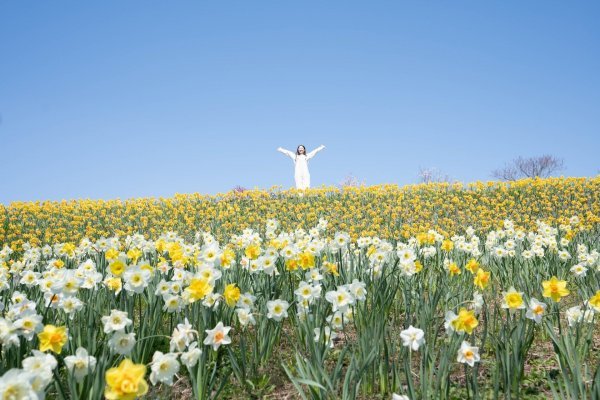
left=525, top=298, right=546, bottom=323
left=441, top=240, right=454, bottom=251
left=451, top=308, right=479, bottom=334
left=37, top=324, right=68, bottom=354
left=447, top=262, right=461, bottom=276
left=149, top=351, right=179, bottom=386
left=400, top=325, right=425, bottom=351
left=474, top=269, right=490, bottom=290
left=105, top=358, right=148, bottom=400
left=223, top=283, right=241, bottom=307
left=587, top=290, right=600, bottom=313
left=64, top=347, right=97, bottom=382
left=266, top=299, right=290, bottom=321
left=542, top=276, right=570, bottom=302
left=501, top=287, right=525, bottom=311
left=465, top=259, right=480, bottom=274
left=457, top=341, right=480, bottom=366
left=186, top=277, right=213, bottom=302
left=203, top=321, right=232, bottom=351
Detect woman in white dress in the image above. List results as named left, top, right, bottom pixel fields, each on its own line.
left=277, top=144, right=326, bottom=190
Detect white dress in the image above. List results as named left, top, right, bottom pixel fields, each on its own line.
left=277, top=145, right=325, bottom=189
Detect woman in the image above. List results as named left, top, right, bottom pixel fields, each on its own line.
left=277, top=144, right=326, bottom=190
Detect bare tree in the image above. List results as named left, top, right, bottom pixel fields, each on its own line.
left=491, top=164, right=519, bottom=181
left=492, top=155, right=564, bottom=181
left=339, top=173, right=366, bottom=188
left=515, top=155, right=564, bottom=178
left=418, top=167, right=451, bottom=183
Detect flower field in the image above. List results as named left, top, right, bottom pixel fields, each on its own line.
left=0, top=177, right=599, bottom=399
left=2, top=177, right=599, bottom=252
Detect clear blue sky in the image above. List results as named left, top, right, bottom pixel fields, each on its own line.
left=1, top=1, right=599, bottom=204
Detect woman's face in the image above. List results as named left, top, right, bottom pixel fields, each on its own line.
left=298, top=146, right=305, bottom=154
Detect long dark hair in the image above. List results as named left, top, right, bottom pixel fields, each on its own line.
left=296, top=145, right=306, bottom=155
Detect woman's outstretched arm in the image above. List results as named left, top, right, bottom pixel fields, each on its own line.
left=277, top=147, right=296, bottom=161
left=306, top=144, right=326, bottom=160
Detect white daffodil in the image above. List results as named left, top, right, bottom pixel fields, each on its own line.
left=266, top=299, right=290, bottom=322
left=313, top=326, right=337, bottom=348
left=566, top=306, right=583, bottom=327
left=472, top=292, right=484, bottom=315
left=348, top=279, right=367, bottom=301
left=64, top=347, right=97, bottom=382
left=163, top=294, right=183, bottom=313
left=570, top=263, right=587, bottom=277
left=22, top=350, right=57, bottom=387
left=444, top=311, right=458, bottom=334
left=204, top=321, right=232, bottom=351
left=0, top=369, right=38, bottom=400
left=59, top=296, right=84, bottom=318
left=108, top=331, right=136, bottom=355
left=558, top=250, right=571, bottom=261
left=13, top=313, right=43, bottom=340
left=400, top=325, right=425, bottom=351
left=123, top=267, right=151, bottom=294
left=149, top=351, right=180, bottom=386
left=295, top=281, right=316, bottom=302
left=325, top=288, right=354, bottom=313
left=235, top=308, right=256, bottom=328
left=457, top=341, right=480, bottom=367
left=525, top=298, right=546, bottom=324
left=326, top=312, right=344, bottom=331
left=236, top=293, right=256, bottom=310
left=170, top=318, right=196, bottom=352
left=181, top=342, right=202, bottom=368
left=101, top=310, right=132, bottom=334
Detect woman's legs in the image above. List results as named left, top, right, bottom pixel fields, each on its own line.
left=295, top=173, right=310, bottom=190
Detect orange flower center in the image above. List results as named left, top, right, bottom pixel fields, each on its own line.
left=534, top=305, right=544, bottom=315
left=50, top=332, right=63, bottom=344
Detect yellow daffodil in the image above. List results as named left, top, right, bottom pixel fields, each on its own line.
left=245, top=244, right=261, bottom=260
left=38, top=325, right=68, bottom=354
left=474, top=269, right=490, bottom=290
left=285, top=259, right=299, bottom=271
left=502, top=287, right=525, bottom=310
left=322, top=261, right=340, bottom=276
left=441, top=240, right=454, bottom=251
left=588, top=290, right=600, bottom=312
left=414, top=260, right=423, bottom=272
left=126, top=248, right=142, bottom=263
left=451, top=308, right=479, bottom=334
left=186, top=277, right=213, bottom=302
left=105, top=358, right=148, bottom=400
left=465, top=259, right=480, bottom=274
left=220, top=248, right=236, bottom=268
left=298, top=252, right=315, bottom=270
left=109, top=260, right=126, bottom=276
left=542, top=276, right=570, bottom=303
left=105, top=248, right=120, bottom=261
left=223, top=283, right=241, bottom=307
